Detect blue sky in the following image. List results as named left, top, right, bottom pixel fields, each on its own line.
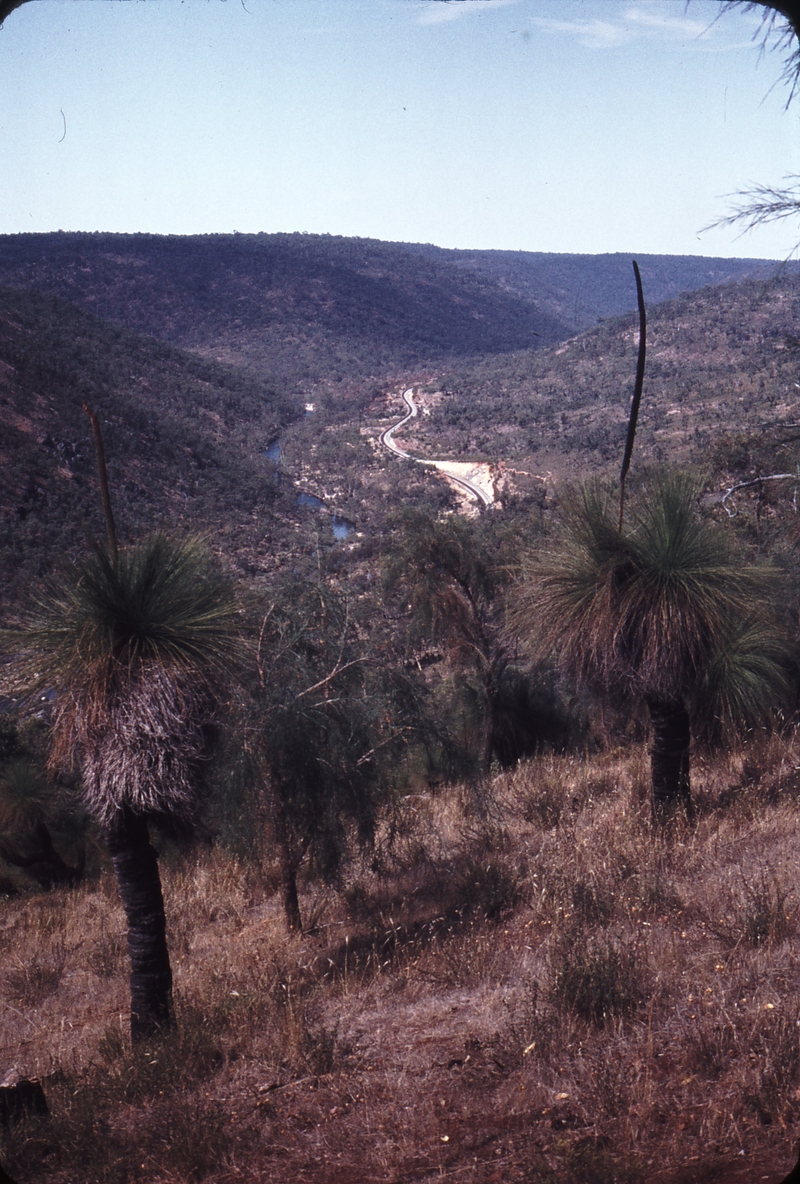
left=0, top=0, right=798, bottom=257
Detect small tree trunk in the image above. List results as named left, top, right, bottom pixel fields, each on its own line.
left=482, top=704, right=494, bottom=777
left=482, top=665, right=499, bottom=778
left=646, top=697, right=694, bottom=824
left=103, top=805, right=173, bottom=1043
left=272, top=792, right=303, bottom=932
left=279, top=850, right=303, bottom=934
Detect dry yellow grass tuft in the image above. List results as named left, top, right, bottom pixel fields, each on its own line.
left=3, top=737, right=800, bottom=1181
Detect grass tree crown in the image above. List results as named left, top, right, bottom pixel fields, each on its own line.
left=8, top=533, right=241, bottom=826
left=514, top=473, right=789, bottom=733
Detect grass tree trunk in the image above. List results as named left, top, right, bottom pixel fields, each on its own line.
left=103, top=805, right=174, bottom=1043
left=646, top=697, right=695, bottom=824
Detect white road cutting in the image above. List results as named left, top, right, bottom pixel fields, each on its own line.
left=379, top=388, right=495, bottom=507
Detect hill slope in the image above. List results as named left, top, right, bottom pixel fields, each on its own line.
left=0, top=286, right=294, bottom=612
left=3, top=239, right=799, bottom=614
left=430, top=271, right=800, bottom=489
left=0, top=233, right=792, bottom=398
left=0, top=233, right=571, bottom=395
left=405, top=245, right=800, bottom=332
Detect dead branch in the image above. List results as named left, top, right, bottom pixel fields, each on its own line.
left=722, top=471, right=797, bottom=516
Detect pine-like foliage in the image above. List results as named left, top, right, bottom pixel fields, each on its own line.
left=0, top=759, right=52, bottom=837
left=383, top=508, right=512, bottom=773
left=252, top=581, right=413, bottom=864
left=246, top=578, right=419, bottom=929
left=383, top=509, right=500, bottom=666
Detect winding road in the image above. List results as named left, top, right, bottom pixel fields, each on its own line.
left=379, top=388, right=494, bottom=507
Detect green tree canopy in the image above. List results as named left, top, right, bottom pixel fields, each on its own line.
left=383, top=508, right=512, bottom=775
left=246, top=579, right=419, bottom=931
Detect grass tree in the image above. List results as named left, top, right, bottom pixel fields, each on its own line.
left=5, top=534, right=240, bottom=1040
left=514, top=474, right=790, bottom=821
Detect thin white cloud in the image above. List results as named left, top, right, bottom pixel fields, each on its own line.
left=622, top=7, right=710, bottom=39
left=528, top=2, right=764, bottom=52
left=417, top=0, right=520, bottom=28
left=527, top=16, right=633, bottom=50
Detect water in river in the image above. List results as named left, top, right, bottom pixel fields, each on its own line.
left=264, top=440, right=354, bottom=540
left=296, top=493, right=355, bottom=541
left=296, top=491, right=326, bottom=511
left=332, top=515, right=355, bottom=540
left=263, top=440, right=281, bottom=486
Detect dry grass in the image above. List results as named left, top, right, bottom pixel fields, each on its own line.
left=4, top=737, right=800, bottom=1181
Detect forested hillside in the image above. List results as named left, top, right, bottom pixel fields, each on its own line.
left=434, top=270, right=800, bottom=490
left=0, top=233, right=792, bottom=398
left=0, top=286, right=294, bottom=610
left=0, top=233, right=570, bottom=395
left=5, top=232, right=800, bottom=1184
left=404, top=243, right=799, bottom=333
left=3, top=248, right=800, bottom=615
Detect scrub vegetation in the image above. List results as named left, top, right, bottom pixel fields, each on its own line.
left=3, top=232, right=800, bottom=1182
left=3, top=745, right=800, bottom=1182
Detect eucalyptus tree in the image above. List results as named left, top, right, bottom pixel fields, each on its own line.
left=383, top=508, right=517, bottom=776
left=248, top=579, right=416, bottom=932
left=5, top=534, right=241, bottom=1041
left=514, top=474, right=789, bottom=821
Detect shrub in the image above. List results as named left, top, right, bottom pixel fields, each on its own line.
left=456, top=856, right=524, bottom=921
left=711, top=869, right=795, bottom=949
left=551, top=936, right=646, bottom=1023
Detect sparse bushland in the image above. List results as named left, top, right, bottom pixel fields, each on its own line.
left=0, top=285, right=296, bottom=612
left=0, top=757, right=87, bottom=890
left=436, top=269, right=800, bottom=485
left=4, top=736, right=800, bottom=1182
left=0, top=718, right=90, bottom=891
left=4, top=462, right=798, bottom=1178
left=383, top=508, right=512, bottom=776
left=6, top=229, right=800, bottom=1183
left=5, top=257, right=800, bottom=630
left=382, top=508, right=576, bottom=779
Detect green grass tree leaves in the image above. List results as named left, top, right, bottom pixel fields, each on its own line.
left=513, top=473, right=790, bottom=821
